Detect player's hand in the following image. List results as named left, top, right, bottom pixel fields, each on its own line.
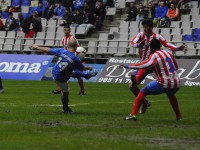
left=29, top=44, right=38, bottom=50
left=178, top=44, right=187, bottom=52
left=119, top=64, right=125, bottom=69
left=138, top=39, right=146, bottom=48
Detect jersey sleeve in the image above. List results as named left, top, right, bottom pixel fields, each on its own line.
left=127, top=53, right=157, bottom=69
left=49, top=48, right=62, bottom=56
left=130, top=32, right=142, bottom=47
left=159, top=34, right=178, bottom=51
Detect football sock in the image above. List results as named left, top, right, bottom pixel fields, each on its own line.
left=131, top=91, right=146, bottom=115
left=130, top=86, right=148, bottom=104
left=73, top=71, right=90, bottom=78
left=77, top=78, right=84, bottom=92
left=61, top=96, right=69, bottom=111
left=0, top=76, right=3, bottom=90
left=168, top=95, right=181, bottom=119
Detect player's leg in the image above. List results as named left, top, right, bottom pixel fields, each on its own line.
left=71, top=71, right=98, bottom=80
left=54, top=80, right=74, bottom=113
left=166, top=89, right=181, bottom=120
left=77, top=77, right=86, bottom=95
left=125, top=81, right=165, bottom=120
left=129, top=69, right=152, bottom=113
left=0, top=76, right=4, bottom=93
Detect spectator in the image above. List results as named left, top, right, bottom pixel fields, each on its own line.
left=43, top=4, right=55, bottom=20
left=94, top=0, right=106, bottom=30
left=23, top=11, right=42, bottom=38
left=153, top=0, right=168, bottom=27
left=146, top=0, right=160, bottom=7
left=166, top=0, right=179, bottom=8
left=16, top=12, right=25, bottom=31
left=84, top=0, right=96, bottom=13
left=4, top=12, right=18, bottom=31
left=105, top=0, right=114, bottom=7
left=0, top=0, right=8, bottom=15
left=79, top=8, right=95, bottom=35
left=60, top=7, right=74, bottom=26
left=0, top=14, right=5, bottom=31
left=52, top=1, right=65, bottom=20
left=71, top=9, right=84, bottom=27
left=136, top=3, right=146, bottom=22
left=61, top=0, right=73, bottom=8
left=166, top=3, right=180, bottom=21
left=73, top=0, right=85, bottom=10
left=31, top=11, right=42, bottom=33
left=124, top=2, right=137, bottom=21
left=144, top=3, right=156, bottom=20
left=29, top=2, right=45, bottom=18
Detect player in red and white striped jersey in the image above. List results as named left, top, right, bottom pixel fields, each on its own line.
left=120, top=38, right=181, bottom=121
left=52, top=25, right=85, bottom=95
left=129, top=19, right=186, bottom=114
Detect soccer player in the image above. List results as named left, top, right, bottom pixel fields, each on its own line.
left=0, top=76, right=4, bottom=93
left=120, top=38, right=181, bottom=121
left=30, top=39, right=97, bottom=113
left=129, top=19, right=186, bottom=114
left=53, top=25, right=86, bottom=95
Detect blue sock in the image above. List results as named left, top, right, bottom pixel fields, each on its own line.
left=0, top=76, right=3, bottom=90
left=73, top=71, right=90, bottom=78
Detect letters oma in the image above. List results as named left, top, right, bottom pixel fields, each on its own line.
left=0, top=62, right=41, bottom=73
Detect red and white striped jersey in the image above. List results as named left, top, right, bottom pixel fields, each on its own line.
left=62, top=35, right=80, bottom=49
left=130, top=32, right=178, bottom=61
left=127, top=50, right=180, bottom=89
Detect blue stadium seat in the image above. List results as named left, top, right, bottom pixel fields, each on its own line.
left=183, top=35, right=194, bottom=41
left=21, top=0, right=31, bottom=6
left=195, top=35, right=200, bottom=41
left=193, top=28, right=200, bottom=36
left=12, top=0, right=21, bottom=7
left=22, top=13, right=29, bottom=19
left=2, top=12, right=9, bottom=18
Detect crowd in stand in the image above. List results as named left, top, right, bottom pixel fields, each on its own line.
left=124, top=0, right=192, bottom=27
left=0, top=0, right=114, bottom=37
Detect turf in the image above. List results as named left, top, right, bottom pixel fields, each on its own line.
left=0, top=80, right=200, bottom=150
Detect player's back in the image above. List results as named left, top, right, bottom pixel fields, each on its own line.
left=50, top=48, right=83, bottom=82
left=154, top=50, right=180, bottom=88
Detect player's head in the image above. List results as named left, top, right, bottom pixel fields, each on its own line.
left=142, top=19, right=153, bottom=36
left=149, top=38, right=161, bottom=52
left=63, top=25, right=71, bottom=37
left=68, top=39, right=78, bottom=52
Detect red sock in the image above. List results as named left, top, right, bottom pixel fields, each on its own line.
left=130, top=86, right=148, bottom=104
left=131, top=91, right=146, bottom=115
left=78, top=80, right=84, bottom=92
left=168, top=95, right=181, bottom=119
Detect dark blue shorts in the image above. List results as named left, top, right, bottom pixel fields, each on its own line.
left=141, top=81, right=179, bottom=96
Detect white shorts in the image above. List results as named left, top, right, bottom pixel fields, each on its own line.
left=54, top=80, right=69, bottom=93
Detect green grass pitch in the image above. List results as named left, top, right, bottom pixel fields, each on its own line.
left=0, top=80, right=200, bottom=150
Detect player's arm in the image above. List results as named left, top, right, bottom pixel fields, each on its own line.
left=130, top=32, right=145, bottom=48
left=30, top=44, right=50, bottom=53
left=120, top=54, right=157, bottom=69
left=159, top=35, right=187, bottom=51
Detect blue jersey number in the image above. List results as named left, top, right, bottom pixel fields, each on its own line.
left=166, top=57, right=175, bottom=73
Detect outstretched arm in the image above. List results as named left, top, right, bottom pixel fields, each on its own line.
left=29, top=44, right=50, bottom=53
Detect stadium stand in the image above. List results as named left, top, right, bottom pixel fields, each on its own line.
left=0, top=0, right=199, bottom=60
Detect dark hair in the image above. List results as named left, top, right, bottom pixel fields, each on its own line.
left=142, top=19, right=153, bottom=27
left=149, top=38, right=161, bottom=51
left=64, top=24, right=70, bottom=29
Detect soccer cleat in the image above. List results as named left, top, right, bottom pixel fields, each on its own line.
left=52, top=90, right=61, bottom=94
left=139, top=101, right=151, bottom=114
left=176, top=114, right=182, bottom=121
left=0, top=89, right=4, bottom=93
left=78, top=91, right=86, bottom=95
left=62, top=108, right=75, bottom=114
left=124, top=114, right=137, bottom=121
left=85, top=72, right=98, bottom=80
